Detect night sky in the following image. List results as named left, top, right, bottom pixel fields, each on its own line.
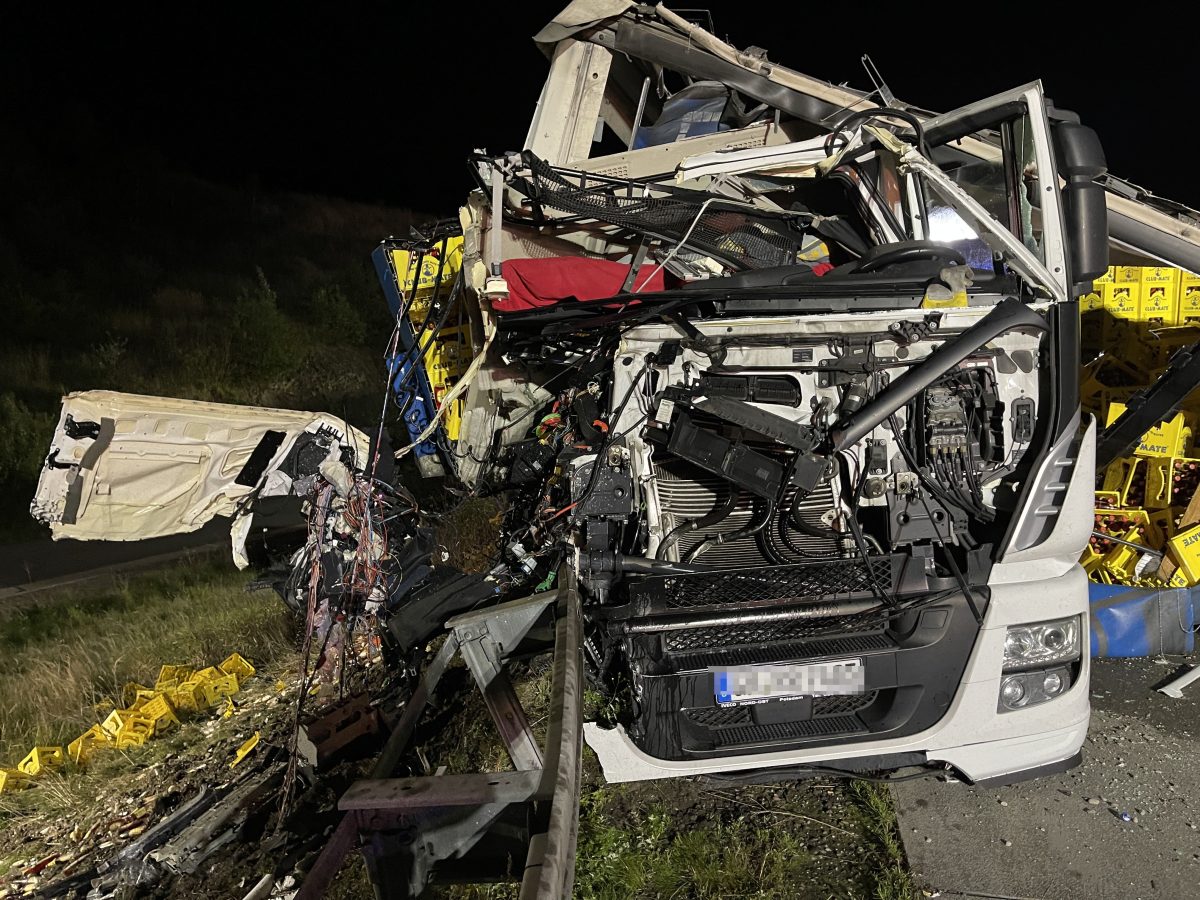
left=6, top=3, right=1197, bottom=213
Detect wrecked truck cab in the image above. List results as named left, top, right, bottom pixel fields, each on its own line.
left=31, top=390, right=370, bottom=567
left=403, top=7, right=1106, bottom=786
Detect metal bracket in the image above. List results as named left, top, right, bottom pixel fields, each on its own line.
left=296, top=583, right=581, bottom=900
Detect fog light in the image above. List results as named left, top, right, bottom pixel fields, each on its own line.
left=997, top=665, right=1073, bottom=712
left=1000, top=676, right=1027, bottom=709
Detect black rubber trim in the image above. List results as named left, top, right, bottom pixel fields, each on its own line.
left=968, top=750, right=1082, bottom=787
left=61, top=416, right=115, bottom=526
left=924, top=100, right=1026, bottom=148
left=235, top=429, right=287, bottom=487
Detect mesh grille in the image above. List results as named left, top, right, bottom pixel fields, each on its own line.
left=634, top=557, right=896, bottom=611
left=671, top=633, right=891, bottom=669
left=683, top=706, right=753, bottom=728
left=682, top=692, right=878, bottom=732
left=513, top=153, right=807, bottom=271
left=813, top=690, right=879, bottom=717
left=713, top=716, right=865, bottom=747
left=665, top=610, right=885, bottom=652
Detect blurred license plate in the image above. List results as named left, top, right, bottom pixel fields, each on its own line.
left=713, top=659, right=864, bottom=705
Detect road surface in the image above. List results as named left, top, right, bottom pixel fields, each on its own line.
left=895, top=656, right=1200, bottom=900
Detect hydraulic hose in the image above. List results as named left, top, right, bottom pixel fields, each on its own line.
left=655, top=487, right=740, bottom=560
left=685, top=498, right=774, bottom=563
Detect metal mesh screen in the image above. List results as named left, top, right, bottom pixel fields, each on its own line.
left=664, top=609, right=886, bottom=652
left=671, top=633, right=892, bottom=669
left=633, top=557, right=898, bottom=611
left=513, top=153, right=807, bottom=271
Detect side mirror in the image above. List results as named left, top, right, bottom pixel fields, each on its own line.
left=1053, top=122, right=1108, bottom=293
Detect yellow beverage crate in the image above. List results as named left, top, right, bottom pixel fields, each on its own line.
left=139, top=694, right=180, bottom=734
left=0, top=769, right=32, bottom=795
left=1178, top=270, right=1200, bottom=325
left=1094, top=266, right=1115, bottom=283
left=173, top=679, right=213, bottom=711
left=1094, top=490, right=1122, bottom=509
left=210, top=673, right=241, bottom=701
left=1139, top=280, right=1178, bottom=326
left=115, top=715, right=156, bottom=749
left=1080, top=542, right=1104, bottom=578
left=67, top=725, right=112, bottom=766
left=1150, top=508, right=1179, bottom=540
left=1080, top=282, right=1104, bottom=313
left=102, top=708, right=131, bottom=737
left=1105, top=402, right=1193, bottom=457
left=155, top=665, right=195, bottom=692
left=1146, top=455, right=1200, bottom=509
left=18, top=746, right=65, bottom=776
left=121, top=682, right=153, bottom=709
left=390, top=236, right=465, bottom=326
left=1101, top=282, right=1138, bottom=321
left=1094, top=507, right=1160, bottom=546
left=218, top=653, right=255, bottom=686
left=1112, top=266, right=1142, bottom=283
left=1101, top=456, right=1147, bottom=507
left=1166, top=522, right=1200, bottom=584
left=1101, top=530, right=1147, bottom=583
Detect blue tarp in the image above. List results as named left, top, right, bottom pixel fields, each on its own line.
left=1089, top=583, right=1197, bottom=657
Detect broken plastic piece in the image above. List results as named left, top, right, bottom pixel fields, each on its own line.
left=231, top=732, right=260, bottom=768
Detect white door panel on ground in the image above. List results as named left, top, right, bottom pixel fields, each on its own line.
left=31, top=390, right=369, bottom=542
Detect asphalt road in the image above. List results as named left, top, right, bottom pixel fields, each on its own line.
left=0, top=521, right=230, bottom=590
left=895, top=656, right=1200, bottom=900
left=0, top=499, right=305, bottom=597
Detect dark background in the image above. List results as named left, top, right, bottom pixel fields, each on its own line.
left=1, top=2, right=1195, bottom=541
left=5, top=3, right=1196, bottom=212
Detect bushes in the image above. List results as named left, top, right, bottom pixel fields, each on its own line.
left=0, top=393, right=53, bottom=486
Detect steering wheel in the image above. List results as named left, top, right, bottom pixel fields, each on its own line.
left=856, top=241, right=966, bottom=274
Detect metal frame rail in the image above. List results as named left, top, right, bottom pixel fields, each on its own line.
left=296, top=577, right=583, bottom=899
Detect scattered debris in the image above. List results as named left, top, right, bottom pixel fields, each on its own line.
left=17, top=2, right=1200, bottom=897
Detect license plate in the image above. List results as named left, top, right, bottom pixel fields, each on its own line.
left=713, top=659, right=865, bottom=705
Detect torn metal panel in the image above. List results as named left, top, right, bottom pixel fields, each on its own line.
left=31, top=390, right=369, bottom=544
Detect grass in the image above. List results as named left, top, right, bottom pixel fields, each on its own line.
left=0, top=557, right=297, bottom=764
left=849, top=782, right=920, bottom=900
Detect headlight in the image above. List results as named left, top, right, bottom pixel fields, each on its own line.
left=1003, top=616, right=1081, bottom=671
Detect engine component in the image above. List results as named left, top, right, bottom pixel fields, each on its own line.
left=698, top=374, right=802, bottom=407
left=569, top=453, right=635, bottom=520
left=1012, top=397, right=1035, bottom=444
left=647, top=410, right=785, bottom=499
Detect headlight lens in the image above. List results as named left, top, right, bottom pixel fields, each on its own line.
left=1003, top=616, right=1081, bottom=671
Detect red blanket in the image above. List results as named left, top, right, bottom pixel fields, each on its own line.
left=493, top=258, right=667, bottom=312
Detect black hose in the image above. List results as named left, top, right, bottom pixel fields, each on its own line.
left=655, top=486, right=739, bottom=561
left=685, top=498, right=774, bottom=563
left=825, top=106, right=930, bottom=159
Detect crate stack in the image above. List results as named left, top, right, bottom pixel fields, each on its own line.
left=1081, top=265, right=1200, bottom=587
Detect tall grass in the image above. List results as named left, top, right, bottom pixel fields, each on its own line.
left=0, top=558, right=297, bottom=763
